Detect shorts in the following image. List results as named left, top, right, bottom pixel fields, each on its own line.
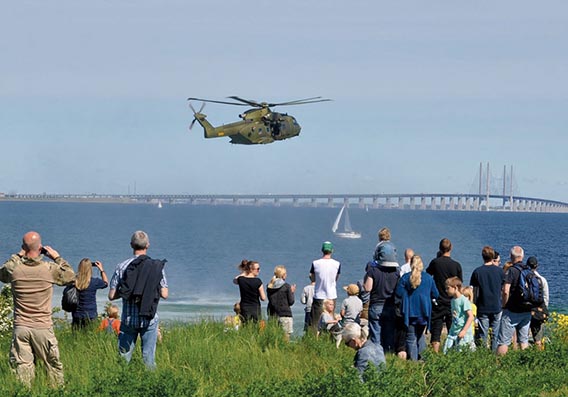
left=497, top=310, right=531, bottom=346
left=278, top=317, right=293, bottom=335
left=429, top=303, right=452, bottom=343
left=530, top=318, right=545, bottom=342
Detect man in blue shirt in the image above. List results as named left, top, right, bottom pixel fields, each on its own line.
left=108, top=230, right=168, bottom=369
left=470, top=246, right=504, bottom=351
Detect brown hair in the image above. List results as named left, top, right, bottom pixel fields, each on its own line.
left=238, top=259, right=258, bottom=273
left=439, top=238, right=452, bottom=254
left=482, top=246, right=495, bottom=263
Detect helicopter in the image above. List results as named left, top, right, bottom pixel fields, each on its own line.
left=187, top=96, right=331, bottom=145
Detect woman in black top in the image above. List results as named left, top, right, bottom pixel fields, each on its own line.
left=233, top=259, right=266, bottom=323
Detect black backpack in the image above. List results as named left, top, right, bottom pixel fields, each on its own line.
left=61, top=284, right=79, bottom=312
left=513, top=264, right=544, bottom=309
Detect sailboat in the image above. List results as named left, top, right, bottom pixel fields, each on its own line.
left=157, top=200, right=163, bottom=209
left=332, top=205, right=361, bottom=239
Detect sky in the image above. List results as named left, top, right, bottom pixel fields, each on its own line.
left=1, top=1, right=567, bottom=202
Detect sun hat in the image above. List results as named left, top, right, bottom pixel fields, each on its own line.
left=343, top=284, right=360, bottom=296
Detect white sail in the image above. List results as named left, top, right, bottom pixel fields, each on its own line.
left=331, top=205, right=345, bottom=233
left=332, top=205, right=361, bottom=239
left=343, top=206, right=353, bottom=232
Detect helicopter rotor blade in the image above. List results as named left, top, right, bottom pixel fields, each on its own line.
left=227, top=96, right=264, bottom=107
left=267, top=97, right=333, bottom=107
left=188, top=101, right=206, bottom=130
left=187, top=97, right=249, bottom=106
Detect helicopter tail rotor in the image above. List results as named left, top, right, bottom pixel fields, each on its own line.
left=189, top=101, right=206, bottom=130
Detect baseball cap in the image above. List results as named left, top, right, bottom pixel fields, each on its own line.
left=322, top=241, right=334, bottom=253
left=527, top=256, right=538, bottom=269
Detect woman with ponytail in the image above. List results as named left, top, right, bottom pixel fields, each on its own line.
left=233, top=259, right=266, bottom=323
left=395, top=255, right=439, bottom=360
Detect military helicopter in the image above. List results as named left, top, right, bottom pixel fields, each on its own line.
left=187, top=96, right=331, bottom=145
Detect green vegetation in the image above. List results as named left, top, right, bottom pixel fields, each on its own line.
left=0, top=316, right=567, bottom=396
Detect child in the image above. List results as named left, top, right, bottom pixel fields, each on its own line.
left=340, top=284, right=363, bottom=325
left=318, top=299, right=343, bottom=347
left=98, top=304, right=121, bottom=335
left=461, top=286, right=477, bottom=337
left=224, top=302, right=244, bottom=331
left=267, top=265, right=296, bottom=341
left=443, top=277, right=475, bottom=353
left=300, top=278, right=315, bottom=331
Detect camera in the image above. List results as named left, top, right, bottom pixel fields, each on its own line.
left=92, top=261, right=98, bottom=266
left=40, top=247, right=48, bottom=255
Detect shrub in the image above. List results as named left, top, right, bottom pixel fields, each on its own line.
left=0, top=285, right=13, bottom=337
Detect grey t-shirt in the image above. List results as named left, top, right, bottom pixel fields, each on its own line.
left=341, top=295, right=363, bottom=323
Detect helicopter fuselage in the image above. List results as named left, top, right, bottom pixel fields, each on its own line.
left=194, top=109, right=301, bottom=145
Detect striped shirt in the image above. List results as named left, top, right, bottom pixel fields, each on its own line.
left=110, top=256, right=168, bottom=328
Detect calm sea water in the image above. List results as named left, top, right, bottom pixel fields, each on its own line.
left=1, top=202, right=567, bottom=333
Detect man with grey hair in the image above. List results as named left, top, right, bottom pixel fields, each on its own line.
left=0, top=231, right=75, bottom=387
left=109, top=230, right=168, bottom=369
left=342, top=323, right=385, bottom=380
left=496, top=245, right=531, bottom=355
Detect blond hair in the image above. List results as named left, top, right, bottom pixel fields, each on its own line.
left=378, top=227, right=391, bottom=241
left=409, top=255, right=423, bottom=289
left=323, top=299, right=335, bottom=314
left=461, top=286, right=474, bottom=303
left=106, top=304, right=119, bottom=319
left=268, top=265, right=287, bottom=288
left=75, top=258, right=93, bottom=291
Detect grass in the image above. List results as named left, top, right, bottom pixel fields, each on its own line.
left=0, top=318, right=567, bottom=396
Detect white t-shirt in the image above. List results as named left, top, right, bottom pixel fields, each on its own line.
left=400, top=262, right=411, bottom=276
left=310, top=258, right=341, bottom=300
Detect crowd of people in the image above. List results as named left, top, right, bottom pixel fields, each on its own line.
left=232, top=229, right=550, bottom=378
left=0, top=230, right=168, bottom=387
left=0, top=227, right=551, bottom=386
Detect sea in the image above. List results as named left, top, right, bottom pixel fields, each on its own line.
left=1, top=201, right=567, bottom=335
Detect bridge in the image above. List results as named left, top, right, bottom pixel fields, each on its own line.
left=1, top=192, right=567, bottom=212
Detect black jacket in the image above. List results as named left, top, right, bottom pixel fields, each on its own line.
left=267, top=279, right=294, bottom=317
left=119, top=255, right=166, bottom=319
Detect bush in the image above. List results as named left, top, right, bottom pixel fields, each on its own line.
left=0, top=318, right=567, bottom=396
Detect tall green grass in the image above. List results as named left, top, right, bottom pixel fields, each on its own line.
left=0, top=319, right=567, bottom=396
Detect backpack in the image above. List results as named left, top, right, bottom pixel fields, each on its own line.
left=61, top=284, right=79, bottom=312
left=105, top=318, right=116, bottom=334
left=513, top=264, right=544, bottom=309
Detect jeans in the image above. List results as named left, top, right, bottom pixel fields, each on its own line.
left=118, top=319, right=159, bottom=369
left=406, top=323, right=427, bottom=361
left=368, top=302, right=396, bottom=353
left=476, top=311, right=502, bottom=351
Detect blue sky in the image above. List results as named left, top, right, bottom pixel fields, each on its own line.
left=1, top=1, right=567, bottom=202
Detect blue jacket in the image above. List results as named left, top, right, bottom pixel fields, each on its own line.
left=395, top=271, right=439, bottom=328
left=373, top=240, right=397, bottom=264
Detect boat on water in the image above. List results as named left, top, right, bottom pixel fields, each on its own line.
left=158, top=200, right=163, bottom=208
left=332, top=205, right=361, bottom=239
